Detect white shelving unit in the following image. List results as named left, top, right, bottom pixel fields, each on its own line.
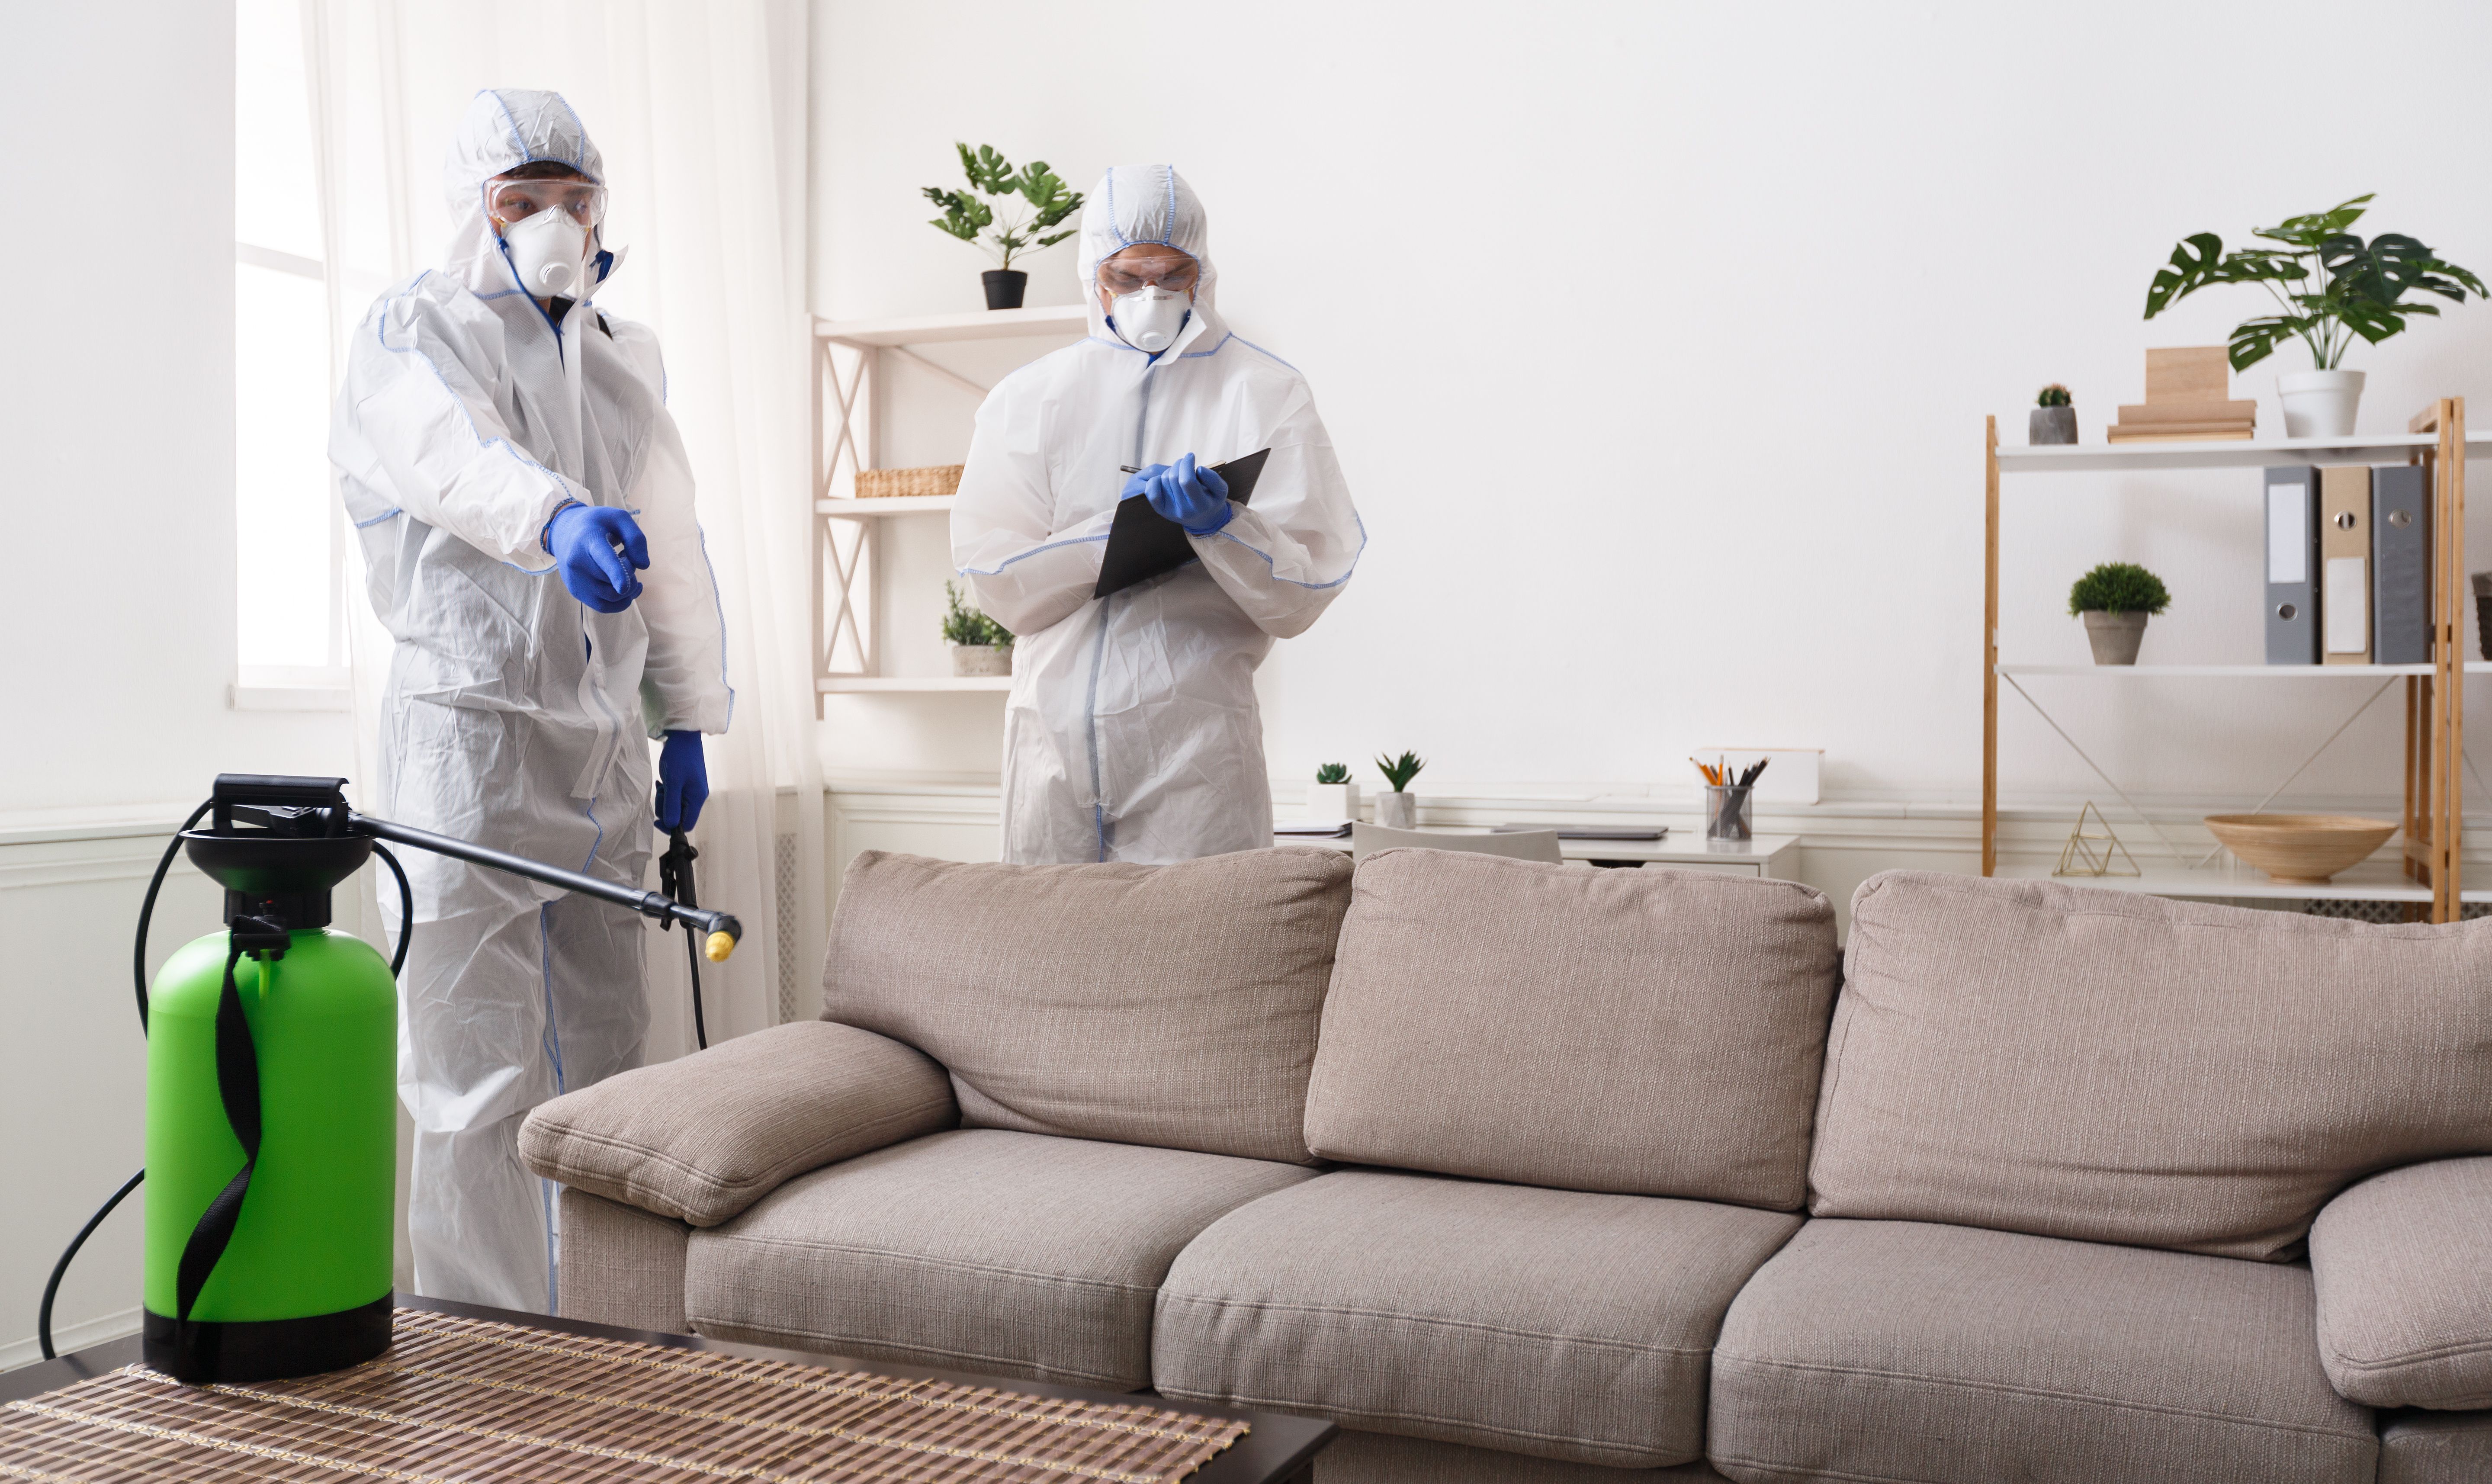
left=811, top=306, right=1087, bottom=707
left=1985, top=405, right=2480, bottom=919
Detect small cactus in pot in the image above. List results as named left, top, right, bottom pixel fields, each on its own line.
left=1307, top=762, right=1360, bottom=825
left=2030, top=384, right=2078, bottom=445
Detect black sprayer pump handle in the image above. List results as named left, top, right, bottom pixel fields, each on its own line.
left=347, top=812, right=742, bottom=951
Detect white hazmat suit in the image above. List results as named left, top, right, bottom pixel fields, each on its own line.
left=952, top=166, right=1363, bottom=864
left=329, top=89, right=731, bottom=1311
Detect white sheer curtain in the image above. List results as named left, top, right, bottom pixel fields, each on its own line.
left=305, top=0, right=825, bottom=1056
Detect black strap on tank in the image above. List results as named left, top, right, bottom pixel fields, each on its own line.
left=174, top=915, right=289, bottom=1323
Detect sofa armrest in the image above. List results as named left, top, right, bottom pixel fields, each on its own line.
left=518, top=1020, right=957, bottom=1227
left=2311, top=1156, right=2492, bottom=1409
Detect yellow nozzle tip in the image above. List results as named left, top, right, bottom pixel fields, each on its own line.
left=704, top=932, right=735, bottom=963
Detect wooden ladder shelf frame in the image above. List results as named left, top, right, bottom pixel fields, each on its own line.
left=1981, top=400, right=2468, bottom=922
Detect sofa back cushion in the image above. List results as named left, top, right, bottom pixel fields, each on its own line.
left=1302, top=852, right=1841, bottom=1210
left=1811, top=870, right=2492, bottom=1260
left=822, top=847, right=1352, bottom=1165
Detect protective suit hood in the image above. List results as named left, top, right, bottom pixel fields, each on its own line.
left=1078, top=165, right=1219, bottom=357
left=442, top=89, right=617, bottom=302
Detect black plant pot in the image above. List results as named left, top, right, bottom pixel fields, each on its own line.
left=982, top=270, right=1028, bottom=311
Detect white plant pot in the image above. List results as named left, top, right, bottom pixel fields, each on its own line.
left=2277, top=368, right=2365, bottom=439
left=1375, top=791, right=1417, bottom=829
left=951, top=644, right=1012, bottom=678
left=1307, top=781, right=1361, bottom=823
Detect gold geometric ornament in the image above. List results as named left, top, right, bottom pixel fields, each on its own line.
left=2054, top=801, right=2140, bottom=878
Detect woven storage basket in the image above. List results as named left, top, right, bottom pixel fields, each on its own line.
left=855, top=464, right=964, bottom=499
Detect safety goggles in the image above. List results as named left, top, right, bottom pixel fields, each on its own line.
left=485, top=176, right=608, bottom=229
left=1096, top=248, right=1199, bottom=296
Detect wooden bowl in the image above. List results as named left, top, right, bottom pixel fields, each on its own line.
left=2203, top=814, right=2397, bottom=885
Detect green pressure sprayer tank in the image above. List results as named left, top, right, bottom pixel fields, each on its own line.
left=143, top=825, right=397, bottom=1381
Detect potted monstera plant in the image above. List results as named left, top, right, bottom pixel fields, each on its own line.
left=923, top=143, right=1084, bottom=310
left=2143, top=194, right=2483, bottom=437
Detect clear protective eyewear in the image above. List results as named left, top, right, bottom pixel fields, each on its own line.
left=485, top=176, right=608, bottom=230
left=1096, top=249, right=1199, bottom=297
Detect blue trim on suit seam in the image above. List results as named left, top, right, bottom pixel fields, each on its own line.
left=1211, top=509, right=1367, bottom=590
left=956, top=532, right=1110, bottom=575
left=353, top=507, right=404, bottom=528
left=1230, top=335, right=1297, bottom=371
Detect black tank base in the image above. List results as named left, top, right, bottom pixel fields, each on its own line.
left=144, top=1294, right=394, bottom=1384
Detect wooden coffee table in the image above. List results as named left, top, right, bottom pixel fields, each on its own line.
left=2, top=1293, right=1335, bottom=1482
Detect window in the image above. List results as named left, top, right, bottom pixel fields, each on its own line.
left=234, top=0, right=346, bottom=701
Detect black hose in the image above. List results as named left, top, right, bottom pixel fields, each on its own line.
left=37, top=1169, right=144, bottom=1361
left=372, top=843, right=413, bottom=977
left=133, top=800, right=215, bottom=1033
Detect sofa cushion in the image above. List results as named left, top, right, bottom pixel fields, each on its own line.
left=555, top=1187, right=689, bottom=1333
left=684, top=1128, right=1313, bottom=1390
left=1314, top=1429, right=1732, bottom=1483
left=1154, top=1168, right=1801, bottom=1468
left=2380, top=1410, right=2492, bottom=1484
left=1709, top=1218, right=2376, bottom=1484
left=823, top=848, right=1351, bottom=1165
left=1811, top=871, right=2492, bottom=1259
left=520, top=1020, right=957, bottom=1226
left=2311, top=1156, right=2492, bottom=1408
left=1304, top=854, right=1838, bottom=1208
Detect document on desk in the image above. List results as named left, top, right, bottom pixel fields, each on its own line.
left=1094, top=448, right=1271, bottom=598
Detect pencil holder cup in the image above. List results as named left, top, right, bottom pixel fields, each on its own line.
left=1705, top=785, right=1753, bottom=843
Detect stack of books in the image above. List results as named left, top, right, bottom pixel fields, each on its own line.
left=2107, top=347, right=2256, bottom=443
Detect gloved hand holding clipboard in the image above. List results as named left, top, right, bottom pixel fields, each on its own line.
left=1094, top=447, right=1271, bottom=598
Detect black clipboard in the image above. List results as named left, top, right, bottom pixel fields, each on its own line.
left=1093, top=448, right=1271, bottom=598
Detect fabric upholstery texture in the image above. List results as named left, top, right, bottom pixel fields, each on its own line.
left=1314, top=1428, right=1731, bottom=1483
left=555, top=1187, right=690, bottom=1334
left=1709, top=1218, right=2375, bottom=1484
left=2379, top=1410, right=2492, bottom=1484
left=822, top=848, right=1351, bottom=1165
left=2311, top=1156, right=2492, bottom=1408
left=1304, top=853, right=1838, bottom=1208
left=1155, top=1169, right=1801, bottom=1468
left=684, top=1128, right=1313, bottom=1390
left=518, top=1020, right=957, bottom=1227
left=1812, top=871, right=2492, bottom=1259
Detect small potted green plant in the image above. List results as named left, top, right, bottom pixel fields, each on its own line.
left=2068, top=562, right=2171, bottom=666
left=943, top=581, right=1014, bottom=676
left=923, top=143, right=1085, bottom=310
left=2030, top=384, right=2076, bottom=445
left=1373, top=751, right=1426, bottom=829
left=2143, top=194, right=2484, bottom=437
left=1307, top=763, right=1359, bottom=825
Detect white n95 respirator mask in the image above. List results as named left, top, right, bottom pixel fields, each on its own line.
left=1111, top=287, right=1191, bottom=354
left=503, top=209, right=590, bottom=297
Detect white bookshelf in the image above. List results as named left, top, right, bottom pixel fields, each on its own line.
left=1998, top=663, right=2492, bottom=679
left=817, top=676, right=1012, bottom=694
left=1997, top=429, right=2492, bottom=475
left=815, top=495, right=954, bottom=517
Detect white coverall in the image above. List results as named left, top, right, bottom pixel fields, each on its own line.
left=329, top=90, right=731, bottom=1311
left=951, top=165, right=1363, bottom=864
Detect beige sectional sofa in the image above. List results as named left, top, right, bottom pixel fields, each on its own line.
left=518, top=845, right=2492, bottom=1483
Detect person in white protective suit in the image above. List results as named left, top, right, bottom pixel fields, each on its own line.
left=329, top=89, right=731, bottom=1311
left=952, top=165, right=1363, bottom=864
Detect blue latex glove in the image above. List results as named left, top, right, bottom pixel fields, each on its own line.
left=545, top=502, right=649, bottom=613
left=1135, top=453, right=1233, bottom=535
left=656, top=729, right=708, bottom=832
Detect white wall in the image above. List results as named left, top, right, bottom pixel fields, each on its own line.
left=812, top=0, right=2492, bottom=810
left=0, top=2, right=360, bottom=1364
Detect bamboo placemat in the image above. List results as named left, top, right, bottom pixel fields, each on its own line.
left=0, top=1307, right=1247, bottom=1482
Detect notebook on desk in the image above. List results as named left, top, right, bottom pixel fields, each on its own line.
left=1495, top=824, right=1667, bottom=840
left=1274, top=820, right=1352, bottom=838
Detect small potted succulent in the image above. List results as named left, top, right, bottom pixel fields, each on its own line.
left=2068, top=562, right=2171, bottom=665
left=942, top=581, right=1014, bottom=676
left=923, top=143, right=1085, bottom=310
left=1373, top=751, right=1426, bottom=829
left=1307, top=763, right=1360, bottom=824
left=2030, top=384, right=2077, bottom=445
left=2144, top=193, right=2484, bottom=437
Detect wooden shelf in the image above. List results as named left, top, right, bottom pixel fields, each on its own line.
left=1997, top=430, right=2492, bottom=475
left=816, top=495, right=954, bottom=517
left=817, top=676, right=1012, bottom=694
left=1994, top=859, right=2492, bottom=905
left=814, top=305, right=1088, bottom=347
left=1999, top=662, right=2492, bottom=678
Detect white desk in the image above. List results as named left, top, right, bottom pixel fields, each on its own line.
left=1274, top=830, right=1800, bottom=880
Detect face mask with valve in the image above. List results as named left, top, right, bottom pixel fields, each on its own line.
left=34, top=774, right=741, bottom=1384
left=1110, top=286, right=1191, bottom=354
left=502, top=207, right=591, bottom=298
